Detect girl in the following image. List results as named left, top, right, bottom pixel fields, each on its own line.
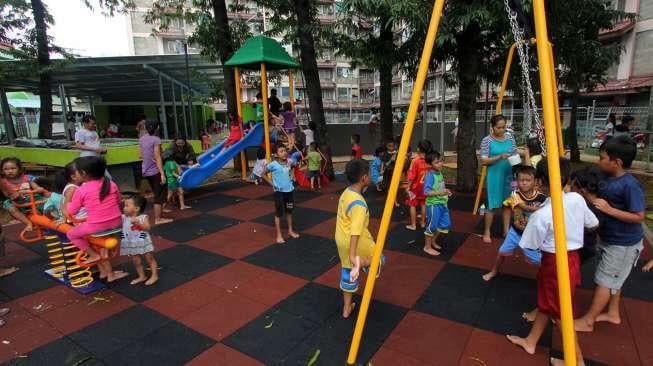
left=406, top=139, right=432, bottom=230
left=221, top=113, right=243, bottom=153
left=120, top=194, right=158, bottom=286
left=0, top=157, right=46, bottom=232
left=480, top=114, right=517, bottom=243
left=524, top=138, right=543, bottom=168
left=248, top=148, right=267, bottom=185
left=370, top=147, right=385, bottom=191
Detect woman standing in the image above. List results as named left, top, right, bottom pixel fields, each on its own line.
left=139, top=121, right=172, bottom=225
left=480, top=114, right=517, bottom=243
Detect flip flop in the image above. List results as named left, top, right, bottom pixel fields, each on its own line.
left=0, top=267, right=19, bottom=278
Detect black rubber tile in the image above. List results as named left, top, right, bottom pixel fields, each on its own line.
left=68, top=305, right=171, bottom=357
left=6, top=337, right=100, bottom=366
left=194, top=180, right=248, bottom=193
left=222, top=307, right=320, bottom=364
left=414, top=263, right=491, bottom=326
left=259, top=189, right=322, bottom=204
left=473, top=213, right=505, bottom=238
left=186, top=193, right=247, bottom=212
left=366, top=199, right=409, bottom=222
left=578, top=256, right=599, bottom=290
left=447, top=194, right=476, bottom=212
left=152, top=214, right=240, bottom=243
left=621, top=258, right=653, bottom=302
left=385, top=227, right=469, bottom=261
left=108, top=267, right=190, bottom=303
left=279, top=299, right=408, bottom=365
left=103, top=321, right=216, bottom=365
left=0, top=258, right=56, bottom=299
left=251, top=208, right=333, bottom=232
left=155, top=245, right=232, bottom=279
left=243, top=234, right=338, bottom=280
left=276, top=283, right=341, bottom=324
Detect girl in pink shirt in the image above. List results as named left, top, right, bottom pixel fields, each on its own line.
left=66, top=157, right=123, bottom=271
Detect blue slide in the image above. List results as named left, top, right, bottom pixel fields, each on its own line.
left=180, top=123, right=264, bottom=190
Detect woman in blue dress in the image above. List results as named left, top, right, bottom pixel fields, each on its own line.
left=480, top=114, right=517, bottom=243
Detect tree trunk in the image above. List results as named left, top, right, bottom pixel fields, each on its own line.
left=211, top=0, right=237, bottom=117
left=455, top=23, right=481, bottom=192
left=294, top=0, right=334, bottom=179
left=378, top=23, right=394, bottom=144
left=568, top=91, right=581, bottom=162
left=32, top=0, right=53, bottom=139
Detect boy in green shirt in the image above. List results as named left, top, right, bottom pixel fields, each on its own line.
left=163, top=153, right=190, bottom=210
left=306, top=142, right=322, bottom=190
left=423, top=150, right=452, bottom=256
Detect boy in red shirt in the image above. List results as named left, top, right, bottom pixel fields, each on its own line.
left=405, top=140, right=433, bottom=230
left=351, top=134, right=363, bottom=160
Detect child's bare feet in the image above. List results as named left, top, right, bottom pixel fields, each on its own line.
left=482, top=234, right=492, bottom=244
left=643, top=259, right=653, bottom=272
left=82, top=254, right=101, bottom=265
left=106, top=270, right=129, bottom=283
left=405, top=225, right=416, bottom=231
left=522, top=309, right=537, bottom=322
left=155, top=218, right=173, bottom=225
left=0, top=267, right=18, bottom=278
left=130, top=276, right=147, bottom=285
left=574, top=317, right=594, bottom=332
left=423, top=247, right=440, bottom=256
left=595, top=312, right=621, bottom=325
left=506, top=335, right=536, bottom=355
left=24, top=223, right=33, bottom=232
left=343, top=302, right=357, bottom=319
left=276, top=236, right=286, bottom=244
left=145, top=275, right=158, bottom=286
left=288, top=231, right=300, bottom=239
left=431, top=242, right=442, bottom=250
left=180, top=205, right=191, bottom=210
left=482, top=270, right=497, bottom=282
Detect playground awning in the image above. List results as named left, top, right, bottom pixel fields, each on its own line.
left=0, top=54, right=223, bottom=103
left=224, top=36, right=299, bottom=70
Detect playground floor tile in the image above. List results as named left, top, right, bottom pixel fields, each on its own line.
left=1, top=178, right=652, bottom=365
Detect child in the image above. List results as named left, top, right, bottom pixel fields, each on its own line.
left=406, top=139, right=432, bottom=231
left=370, top=147, right=385, bottom=192
left=120, top=194, right=158, bottom=286
left=200, top=129, right=210, bottom=151
left=507, top=158, right=598, bottom=366
left=351, top=134, right=363, bottom=160
left=302, top=122, right=315, bottom=148
left=73, top=115, right=106, bottom=157
left=422, top=151, right=451, bottom=256
left=335, top=159, right=381, bottom=318
left=221, top=113, right=243, bottom=153
left=266, top=145, right=300, bottom=244
left=163, top=152, right=190, bottom=210
left=248, top=148, right=267, bottom=185
left=575, top=136, right=645, bottom=333
left=382, top=140, right=398, bottom=190
left=60, top=162, right=87, bottom=221
left=307, top=142, right=322, bottom=190
left=482, top=165, right=547, bottom=281
left=524, top=138, right=543, bottom=168
left=570, top=166, right=604, bottom=264
left=0, top=157, right=46, bottom=232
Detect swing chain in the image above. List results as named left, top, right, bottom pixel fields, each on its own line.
left=503, top=0, right=546, bottom=152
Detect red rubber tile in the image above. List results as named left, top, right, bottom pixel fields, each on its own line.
left=458, top=328, right=549, bottom=366
left=188, top=222, right=276, bottom=259
left=38, top=290, right=135, bottom=335
left=197, top=261, right=268, bottom=291
left=0, top=300, right=32, bottom=326
left=187, top=343, right=264, bottom=366
left=234, top=268, right=307, bottom=306
left=319, top=181, right=347, bottom=194
left=297, top=194, right=340, bottom=213
left=0, top=315, right=63, bottom=363
left=380, top=311, right=473, bottom=365
left=371, top=346, right=426, bottom=366
left=16, top=286, right=81, bottom=316
left=152, top=235, right=177, bottom=252
left=165, top=208, right=202, bottom=221
left=209, top=199, right=275, bottom=221
left=449, top=210, right=482, bottom=234
left=179, top=292, right=267, bottom=341
left=221, top=184, right=272, bottom=199
left=303, top=216, right=395, bottom=240
left=624, top=297, right=653, bottom=365
left=144, top=280, right=227, bottom=320
left=0, top=242, right=40, bottom=267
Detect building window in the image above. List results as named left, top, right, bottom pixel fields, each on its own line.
left=168, top=17, right=184, bottom=31
left=336, top=67, right=352, bottom=79
left=338, top=87, right=350, bottom=99
left=281, top=87, right=290, bottom=98
left=317, top=4, right=334, bottom=16
left=164, top=39, right=183, bottom=54
left=322, top=88, right=335, bottom=100
left=633, top=30, right=653, bottom=76
left=318, top=68, right=333, bottom=81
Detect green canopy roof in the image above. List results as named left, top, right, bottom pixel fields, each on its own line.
left=224, top=36, right=299, bottom=70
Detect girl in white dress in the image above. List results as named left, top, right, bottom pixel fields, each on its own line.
left=120, top=194, right=158, bottom=285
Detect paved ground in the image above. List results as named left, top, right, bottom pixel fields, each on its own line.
left=0, top=177, right=652, bottom=365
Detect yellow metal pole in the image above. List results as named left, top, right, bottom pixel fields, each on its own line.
left=289, top=69, right=295, bottom=112
left=533, top=1, right=577, bottom=365
left=346, top=0, right=446, bottom=363
left=473, top=41, right=517, bottom=215
left=260, top=63, right=272, bottom=163
left=235, top=68, right=247, bottom=179
left=548, top=42, right=565, bottom=157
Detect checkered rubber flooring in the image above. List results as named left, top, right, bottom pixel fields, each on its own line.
left=1, top=177, right=652, bottom=365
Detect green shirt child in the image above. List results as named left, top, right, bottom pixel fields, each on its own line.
left=163, top=160, right=180, bottom=190
left=307, top=151, right=321, bottom=171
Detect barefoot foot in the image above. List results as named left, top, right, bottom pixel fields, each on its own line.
left=405, top=225, right=416, bottom=231
left=82, top=254, right=101, bottom=266
left=431, top=243, right=442, bottom=250
left=276, top=236, right=286, bottom=244
left=155, top=218, right=173, bottom=225
left=145, top=275, right=159, bottom=286
left=506, top=335, right=536, bottom=355
left=343, top=302, right=357, bottom=319
left=130, top=276, right=147, bottom=285
left=482, top=235, right=492, bottom=244
left=288, top=231, right=300, bottom=239
left=180, top=205, right=191, bottom=210
left=522, top=309, right=537, bottom=322
left=574, top=318, right=594, bottom=332
left=482, top=271, right=497, bottom=282
left=106, top=271, right=129, bottom=283
left=595, top=312, right=621, bottom=325
left=423, top=247, right=440, bottom=256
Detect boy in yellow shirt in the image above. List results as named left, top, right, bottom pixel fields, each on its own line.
left=335, top=159, right=385, bottom=318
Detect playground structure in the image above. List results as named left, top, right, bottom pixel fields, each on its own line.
left=15, top=190, right=120, bottom=294
left=347, top=1, right=579, bottom=366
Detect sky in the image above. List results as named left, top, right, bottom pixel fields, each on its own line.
left=44, top=0, right=131, bottom=57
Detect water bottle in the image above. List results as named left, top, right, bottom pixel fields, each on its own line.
left=479, top=204, right=486, bottom=216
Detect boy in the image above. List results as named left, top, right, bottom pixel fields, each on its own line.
left=266, top=145, right=300, bottom=244
left=351, top=134, right=363, bottom=160
left=483, top=165, right=546, bottom=281
left=163, top=152, right=190, bottom=211
left=73, top=115, right=106, bottom=157
left=423, top=150, right=452, bottom=256
left=335, top=159, right=381, bottom=318
left=406, top=139, right=432, bottom=231
left=575, top=136, right=645, bottom=332
left=306, top=142, right=322, bottom=190
left=507, top=158, right=599, bottom=366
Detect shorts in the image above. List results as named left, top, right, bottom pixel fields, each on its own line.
left=498, top=227, right=542, bottom=265
left=425, top=204, right=450, bottom=236
left=274, top=191, right=294, bottom=217
left=308, top=170, right=321, bottom=179
left=167, top=179, right=179, bottom=191
left=537, top=251, right=580, bottom=318
left=594, top=240, right=643, bottom=291
left=249, top=172, right=262, bottom=182
left=3, top=194, right=45, bottom=214
left=340, top=255, right=387, bottom=293
left=145, top=174, right=167, bottom=205
left=372, top=176, right=383, bottom=185
left=405, top=195, right=426, bottom=207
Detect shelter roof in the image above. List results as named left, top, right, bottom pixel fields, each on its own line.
left=224, top=36, right=299, bottom=70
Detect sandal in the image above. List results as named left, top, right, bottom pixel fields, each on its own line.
left=0, top=267, right=19, bottom=278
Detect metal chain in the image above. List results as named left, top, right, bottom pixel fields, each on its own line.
left=503, top=0, right=546, bottom=152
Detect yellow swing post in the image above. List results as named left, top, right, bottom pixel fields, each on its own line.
left=234, top=67, right=247, bottom=179
left=260, top=63, right=272, bottom=163
left=533, top=1, right=577, bottom=365
left=548, top=42, right=566, bottom=157
left=346, top=0, right=446, bottom=363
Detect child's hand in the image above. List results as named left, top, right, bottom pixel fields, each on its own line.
left=350, top=256, right=361, bottom=282
left=592, top=198, right=612, bottom=213
left=130, top=216, right=142, bottom=225
left=442, top=188, right=452, bottom=197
